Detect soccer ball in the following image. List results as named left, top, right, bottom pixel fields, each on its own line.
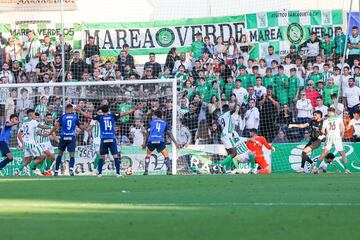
left=312, top=167, right=319, bottom=174
left=125, top=167, right=133, bottom=176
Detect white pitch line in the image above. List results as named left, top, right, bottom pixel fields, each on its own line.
left=0, top=202, right=360, bottom=208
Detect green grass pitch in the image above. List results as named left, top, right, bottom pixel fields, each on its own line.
left=0, top=174, right=359, bottom=240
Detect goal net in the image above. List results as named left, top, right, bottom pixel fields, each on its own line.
left=0, top=79, right=178, bottom=176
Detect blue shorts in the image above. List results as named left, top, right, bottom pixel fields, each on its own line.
left=100, top=138, right=118, bottom=155
left=58, top=136, right=76, bottom=152
left=0, top=141, right=10, bottom=156
left=147, top=142, right=166, bottom=153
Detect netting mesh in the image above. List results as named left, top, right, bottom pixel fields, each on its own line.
left=0, top=0, right=360, bottom=175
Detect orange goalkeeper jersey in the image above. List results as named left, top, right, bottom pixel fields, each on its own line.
left=246, top=135, right=272, bottom=155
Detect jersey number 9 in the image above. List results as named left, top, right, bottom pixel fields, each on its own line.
left=67, top=120, right=72, bottom=130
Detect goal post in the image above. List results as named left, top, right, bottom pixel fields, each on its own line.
left=0, top=79, right=178, bottom=176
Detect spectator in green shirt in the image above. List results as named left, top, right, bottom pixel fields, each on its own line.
left=224, top=76, right=235, bottom=101
left=262, top=68, right=275, bottom=88
left=323, top=77, right=339, bottom=105
left=288, top=68, right=300, bottom=103
left=117, top=96, right=134, bottom=124
left=190, top=32, right=205, bottom=61
left=307, top=65, right=322, bottom=88
left=322, top=34, right=335, bottom=61
left=275, top=66, right=289, bottom=105
left=196, top=78, right=210, bottom=102
left=334, top=27, right=347, bottom=64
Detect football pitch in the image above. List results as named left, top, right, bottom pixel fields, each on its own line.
left=0, top=174, right=359, bottom=240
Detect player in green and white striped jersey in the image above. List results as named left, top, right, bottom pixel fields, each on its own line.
left=35, top=96, right=48, bottom=120
left=315, top=107, right=350, bottom=174
left=232, top=137, right=257, bottom=174
left=17, top=109, right=54, bottom=176
left=217, top=105, right=241, bottom=172
left=88, top=108, right=102, bottom=172
left=37, top=113, right=57, bottom=175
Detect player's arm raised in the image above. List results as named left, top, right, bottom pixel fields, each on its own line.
left=119, top=103, right=142, bottom=118
left=6, top=119, right=21, bottom=127
left=288, top=122, right=309, bottom=129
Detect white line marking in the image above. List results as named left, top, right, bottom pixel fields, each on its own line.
left=0, top=202, right=360, bottom=208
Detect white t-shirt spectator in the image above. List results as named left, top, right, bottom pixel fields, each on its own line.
left=129, top=126, right=145, bottom=146
left=341, top=74, right=352, bottom=94
left=349, top=118, right=360, bottom=137
left=233, top=87, right=248, bottom=105
left=244, top=107, right=260, bottom=129
left=330, top=74, right=341, bottom=86
left=315, top=105, right=328, bottom=118
left=344, top=86, right=360, bottom=108
left=330, top=102, right=344, bottom=118
left=254, top=86, right=267, bottom=99
left=283, top=64, right=296, bottom=77
left=296, top=98, right=313, bottom=118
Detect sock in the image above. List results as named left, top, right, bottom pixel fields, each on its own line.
left=69, top=157, right=75, bottom=170
left=29, top=161, right=36, bottom=170
left=164, top=157, right=171, bottom=171
left=97, top=159, right=104, bottom=174
left=344, top=161, right=350, bottom=170
left=0, top=158, right=12, bottom=170
left=36, top=161, right=44, bottom=173
left=114, top=158, right=120, bottom=174
left=55, top=155, right=62, bottom=171
left=301, top=152, right=312, bottom=168
left=44, top=159, right=53, bottom=171
left=220, top=155, right=233, bottom=171
left=232, top=158, right=240, bottom=170
left=93, top=154, right=100, bottom=169
left=144, top=157, right=150, bottom=171
left=249, top=154, right=256, bottom=169
left=258, top=168, right=270, bottom=174
left=18, top=164, right=24, bottom=171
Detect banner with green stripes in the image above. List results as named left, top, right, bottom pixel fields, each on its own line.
left=0, top=9, right=343, bottom=59
left=83, top=9, right=343, bottom=58
left=0, top=22, right=82, bottom=54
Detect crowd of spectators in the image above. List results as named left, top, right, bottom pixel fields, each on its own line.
left=0, top=25, right=360, bottom=146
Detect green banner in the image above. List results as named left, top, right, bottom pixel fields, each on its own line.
left=82, top=9, right=343, bottom=57
left=0, top=9, right=343, bottom=58
left=271, top=142, right=360, bottom=173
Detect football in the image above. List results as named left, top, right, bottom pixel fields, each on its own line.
left=125, top=167, right=133, bottom=176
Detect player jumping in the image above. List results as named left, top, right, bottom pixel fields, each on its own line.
left=246, top=128, right=275, bottom=174
left=288, top=110, right=324, bottom=173
left=142, top=110, right=179, bottom=175
left=54, top=104, right=82, bottom=176
left=91, top=104, right=141, bottom=177
left=0, top=114, right=21, bottom=172
left=315, top=107, right=351, bottom=174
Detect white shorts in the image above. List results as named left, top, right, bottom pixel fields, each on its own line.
left=92, top=142, right=100, bottom=153
left=221, top=134, right=236, bottom=149
left=24, top=143, right=44, bottom=158
left=235, top=151, right=250, bottom=162
left=40, top=142, right=54, bottom=154
left=25, top=58, right=39, bottom=73
left=324, top=137, right=343, bottom=152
